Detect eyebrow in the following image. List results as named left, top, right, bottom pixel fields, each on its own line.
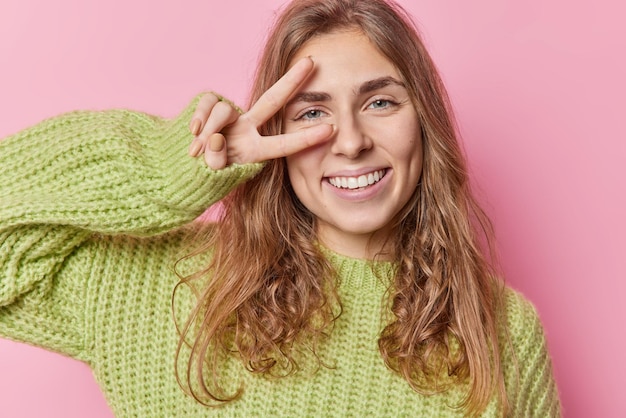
left=358, top=76, right=405, bottom=95
left=286, top=76, right=406, bottom=107
left=287, top=91, right=332, bottom=107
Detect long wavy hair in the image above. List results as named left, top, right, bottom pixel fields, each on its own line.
left=175, top=0, right=508, bottom=415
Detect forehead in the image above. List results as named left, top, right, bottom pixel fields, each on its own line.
left=289, top=30, right=401, bottom=85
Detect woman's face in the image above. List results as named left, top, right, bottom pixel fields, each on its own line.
left=283, top=30, right=423, bottom=259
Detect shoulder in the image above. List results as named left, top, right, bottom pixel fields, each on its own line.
left=498, top=289, right=562, bottom=416
left=500, top=286, right=545, bottom=342
left=498, top=286, right=553, bottom=379
left=499, top=286, right=546, bottom=359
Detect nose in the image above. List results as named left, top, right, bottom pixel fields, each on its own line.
left=329, top=115, right=372, bottom=159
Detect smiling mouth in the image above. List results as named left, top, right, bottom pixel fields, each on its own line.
left=327, top=169, right=387, bottom=190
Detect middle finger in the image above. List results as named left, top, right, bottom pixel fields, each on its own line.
left=197, top=101, right=240, bottom=143
left=245, top=57, right=314, bottom=127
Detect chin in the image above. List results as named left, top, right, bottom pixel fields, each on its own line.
left=334, top=221, right=392, bottom=238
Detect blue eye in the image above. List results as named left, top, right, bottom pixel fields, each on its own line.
left=369, top=99, right=390, bottom=109
left=297, top=109, right=324, bottom=121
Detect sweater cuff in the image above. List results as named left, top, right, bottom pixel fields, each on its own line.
left=147, top=94, right=264, bottom=222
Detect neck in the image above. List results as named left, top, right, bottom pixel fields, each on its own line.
left=316, top=226, right=394, bottom=261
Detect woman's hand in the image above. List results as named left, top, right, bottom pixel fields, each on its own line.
left=188, top=57, right=334, bottom=169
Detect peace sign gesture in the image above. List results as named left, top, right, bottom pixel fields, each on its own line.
left=188, top=58, right=334, bottom=169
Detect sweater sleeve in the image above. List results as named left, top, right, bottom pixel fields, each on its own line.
left=0, top=95, right=263, bottom=356
left=505, top=290, right=562, bottom=417
left=0, top=95, right=262, bottom=236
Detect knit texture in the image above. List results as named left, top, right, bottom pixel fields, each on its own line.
left=0, top=97, right=560, bottom=417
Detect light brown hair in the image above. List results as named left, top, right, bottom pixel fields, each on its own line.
left=175, top=0, right=508, bottom=415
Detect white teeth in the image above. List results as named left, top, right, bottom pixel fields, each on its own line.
left=328, top=169, right=386, bottom=190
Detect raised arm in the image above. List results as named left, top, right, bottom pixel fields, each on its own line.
left=0, top=60, right=334, bottom=359
left=0, top=95, right=262, bottom=357
left=0, top=96, right=263, bottom=237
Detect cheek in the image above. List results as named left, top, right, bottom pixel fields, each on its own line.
left=286, top=144, right=327, bottom=179
left=285, top=155, right=320, bottom=215
left=285, top=152, right=315, bottom=194
left=387, top=121, right=423, bottom=170
left=286, top=153, right=306, bottom=177
left=409, top=137, right=424, bottom=168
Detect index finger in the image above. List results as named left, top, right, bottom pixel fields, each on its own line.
left=245, top=57, right=314, bottom=127
left=246, top=123, right=334, bottom=164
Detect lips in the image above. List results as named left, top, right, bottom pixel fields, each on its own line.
left=327, top=169, right=387, bottom=190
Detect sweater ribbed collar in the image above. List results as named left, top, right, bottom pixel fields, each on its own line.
left=319, top=246, right=395, bottom=294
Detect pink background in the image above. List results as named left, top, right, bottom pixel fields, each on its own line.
left=1, top=0, right=624, bottom=416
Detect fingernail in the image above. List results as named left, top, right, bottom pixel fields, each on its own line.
left=188, top=139, right=202, bottom=156
left=209, top=133, right=225, bottom=152
left=189, top=118, right=201, bottom=135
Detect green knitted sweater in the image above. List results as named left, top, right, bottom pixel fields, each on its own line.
left=0, top=96, right=560, bottom=417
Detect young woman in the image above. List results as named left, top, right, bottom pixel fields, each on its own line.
left=0, top=0, right=560, bottom=416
